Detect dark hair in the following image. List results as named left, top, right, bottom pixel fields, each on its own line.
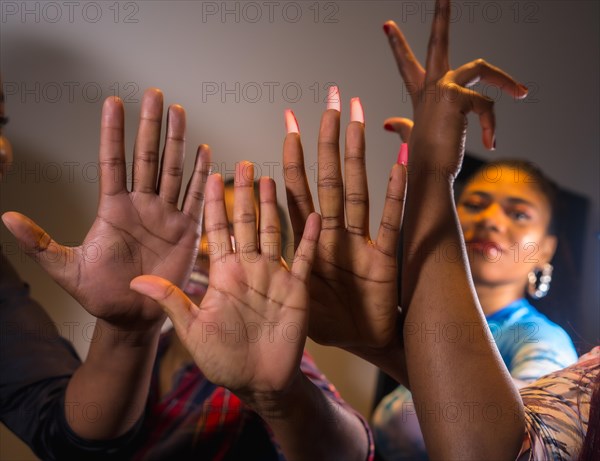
left=461, top=159, right=559, bottom=236
left=223, top=177, right=292, bottom=258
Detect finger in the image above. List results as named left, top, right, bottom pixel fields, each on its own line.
left=326, top=85, right=341, bottom=111
left=282, top=110, right=315, bottom=250
left=425, top=0, right=451, bottom=83
left=182, top=144, right=211, bottom=224
left=132, top=88, right=163, bottom=193
left=158, top=104, right=186, bottom=205
left=375, top=164, right=407, bottom=257
left=233, top=161, right=258, bottom=256
left=383, top=117, right=414, bottom=143
left=204, top=174, right=233, bottom=264
left=344, top=99, right=369, bottom=238
left=317, top=105, right=343, bottom=232
left=290, top=212, right=321, bottom=284
left=99, top=96, right=126, bottom=197
left=453, top=59, right=529, bottom=99
left=461, top=89, right=496, bottom=150
left=130, top=275, right=197, bottom=333
left=383, top=20, right=426, bottom=107
left=258, top=177, right=281, bottom=262
left=2, top=211, right=74, bottom=282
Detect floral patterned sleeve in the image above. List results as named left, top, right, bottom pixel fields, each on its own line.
left=517, top=346, right=599, bottom=461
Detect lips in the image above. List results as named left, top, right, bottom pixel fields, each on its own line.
left=465, top=239, right=504, bottom=258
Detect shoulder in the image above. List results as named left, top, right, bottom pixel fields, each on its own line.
left=504, top=300, right=575, bottom=349
left=519, top=350, right=599, bottom=460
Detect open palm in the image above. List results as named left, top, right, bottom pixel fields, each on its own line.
left=131, top=164, right=320, bottom=396
left=283, top=97, right=407, bottom=350
left=2, top=89, right=210, bottom=328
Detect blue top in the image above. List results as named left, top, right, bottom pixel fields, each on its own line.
left=486, top=298, right=578, bottom=381
left=372, top=298, right=578, bottom=461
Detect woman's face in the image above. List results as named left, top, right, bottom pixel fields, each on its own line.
left=456, top=165, right=557, bottom=289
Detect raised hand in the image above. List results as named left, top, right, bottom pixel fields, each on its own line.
left=131, top=162, right=321, bottom=398
left=383, top=1, right=528, bottom=169
left=283, top=90, right=407, bottom=364
left=395, top=1, right=527, bottom=458
left=2, top=88, right=210, bottom=330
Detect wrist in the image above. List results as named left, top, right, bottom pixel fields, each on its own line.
left=345, top=334, right=408, bottom=387
left=93, top=318, right=164, bottom=349
left=407, top=137, right=464, bottom=185
left=236, top=371, right=310, bottom=421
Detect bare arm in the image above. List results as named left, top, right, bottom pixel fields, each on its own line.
left=385, top=1, right=528, bottom=459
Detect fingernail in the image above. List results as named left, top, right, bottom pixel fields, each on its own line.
left=350, top=97, right=364, bottom=124
left=327, top=85, right=341, bottom=112
left=383, top=23, right=390, bottom=35
left=397, top=143, right=409, bottom=165
left=516, top=83, right=529, bottom=100
left=285, top=109, right=299, bottom=134
left=384, top=123, right=394, bottom=132
left=492, top=136, right=497, bottom=150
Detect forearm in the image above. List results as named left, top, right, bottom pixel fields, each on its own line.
left=64, top=319, right=161, bottom=439
left=245, top=372, right=370, bottom=461
left=345, top=334, right=409, bottom=388
left=402, top=152, right=524, bottom=460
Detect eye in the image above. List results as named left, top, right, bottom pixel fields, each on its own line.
left=508, top=209, right=531, bottom=221
left=460, top=200, right=484, bottom=212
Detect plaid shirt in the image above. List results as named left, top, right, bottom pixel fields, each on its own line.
left=133, top=330, right=374, bottom=460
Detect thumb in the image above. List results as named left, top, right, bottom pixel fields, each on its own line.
left=130, top=275, right=196, bottom=332
left=383, top=117, right=414, bottom=143
left=2, top=211, right=75, bottom=285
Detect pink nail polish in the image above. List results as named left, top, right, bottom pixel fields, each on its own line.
left=285, top=109, right=299, bottom=134
left=350, top=97, right=364, bottom=124
left=327, top=85, right=341, bottom=112
left=397, top=143, right=408, bottom=165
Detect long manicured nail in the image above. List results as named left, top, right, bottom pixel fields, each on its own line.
left=492, top=135, right=497, bottom=150
left=383, top=23, right=390, bottom=35
left=384, top=123, right=394, bottom=132
left=517, top=83, right=529, bottom=98
left=285, top=109, right=299, bottom=134
left=350, top=97, right=364, bottom=124
left=327, top=85, right=341, bottom=112
left=397, top=143, right=408, bottom=165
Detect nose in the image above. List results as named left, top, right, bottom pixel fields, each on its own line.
left=475, top=202, right=508, bottom=233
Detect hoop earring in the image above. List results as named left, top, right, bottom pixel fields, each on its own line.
left=527, top=263, right=553, bottom=299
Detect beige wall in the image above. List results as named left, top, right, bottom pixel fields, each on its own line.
left=1, top=1, right=598, bottom=459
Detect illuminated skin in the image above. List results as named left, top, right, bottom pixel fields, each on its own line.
left=133, top=163, right=370, bottom=461
left=182, top=186, right=237, bottom=305
left=2, top=87, right=212, bottom=440
left=456, top=166, right=557, bottom=316
left=160, top=187, right=238, bottom=398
